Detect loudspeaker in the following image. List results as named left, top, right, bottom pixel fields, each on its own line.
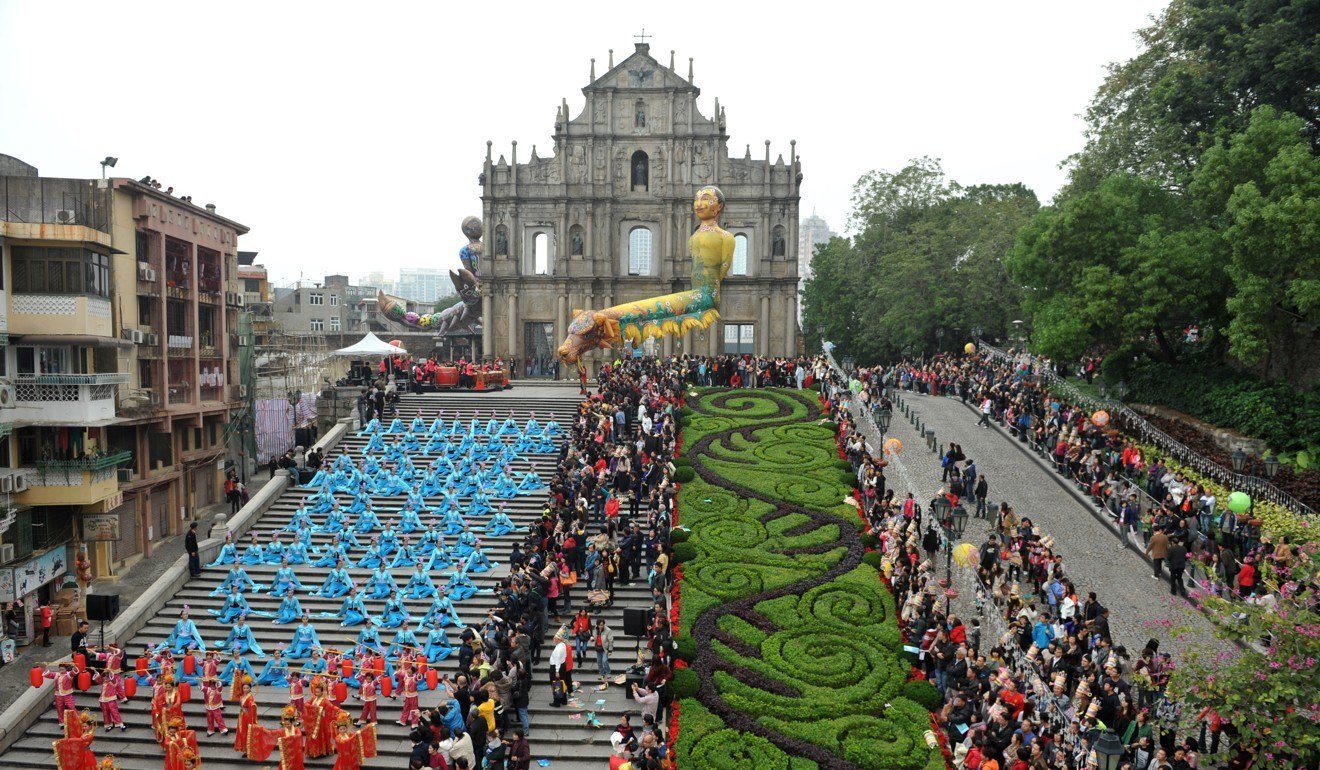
left=86, top=594, right=120, bottom=623
left=623, top=607, right=647, bottom=637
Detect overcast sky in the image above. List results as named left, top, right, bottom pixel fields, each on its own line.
left=0, top=0, right=1165, bottom=286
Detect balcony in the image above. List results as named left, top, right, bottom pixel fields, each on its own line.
left=13, top=373, right=126, bottom=425
left=35, top=450, right=133, bottom=471
left=200, top=386, right=224, bottom=403
left=8, top=294, right=113, bottom=338
left=18, top=464, right=120, bottom=508
left=167, top=335, right=194, bottom=358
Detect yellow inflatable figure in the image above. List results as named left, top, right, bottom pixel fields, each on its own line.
left=557, top=186, right=734, bottom=388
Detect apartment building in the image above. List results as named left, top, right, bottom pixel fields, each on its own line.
left=0, top=156, right=247, bottom=629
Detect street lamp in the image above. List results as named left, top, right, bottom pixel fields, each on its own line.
left=1231, top=448, right=1246, bottom=474
left=1092, top=730, right=1125, bottom=770
left=1264, top=454, right=1280, bottom=480
left=876, top=409, right=891, bottom=442
left=100, top=156, right=118, bottom=179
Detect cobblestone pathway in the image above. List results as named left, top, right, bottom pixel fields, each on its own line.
left=841, top=388, right=1231, bottom=662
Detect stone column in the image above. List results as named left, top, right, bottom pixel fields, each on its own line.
left=760, top=294, right=771, bottom=356
left=481, top=283, right=492, bottom=359
left=506, top=292, right=518, bottom=362
left=555, top=293, right=567, bottom=357
left=784, top=290, right=797, bottom=355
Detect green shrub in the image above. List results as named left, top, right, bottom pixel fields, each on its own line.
left=835, top=460, right=854, bottom=471
left=902, top=679, right=942, bottom=710
left=674, top=456, right=693, bottom=468
left=672, top=542, right=697, bottom=564
left=839, top=470, right=858, bottom=487
left=674, top=467, right=696, bottom=484
left=670, top=667, right=700, bottom=699
left=861, top=551, right=883, bottom=569
left=860, top=532, right=879, bottom=549
left=673, top=635, right=697, bottom=663
left=670, top=528, right=691, bottom=544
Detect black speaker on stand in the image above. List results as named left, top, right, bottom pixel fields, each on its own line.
left=623, top=606, right=648, bottom=673
left=86, top=593, right=120, bottom=651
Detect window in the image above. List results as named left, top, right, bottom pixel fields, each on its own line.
left=533, top=233, right=550, bottom=275
left=11, top=247, right=111, bottom=297
left=310, top=318, right=324, bottom=332
left=732, top=234, right=749, bottom=276
left=309, top=293, right=324, bottom=306
left=330, top=294, right=340, bottom=306
left=631, top=150, right=649, bottom=190
left=723, top=323, right=755, bottom=355
left=330, top=316, right=341, bottom=332
left=628, top=227, right=652, bottom=275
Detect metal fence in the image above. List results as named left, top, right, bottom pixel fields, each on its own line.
left=975, top=340, right=1316, bottom=518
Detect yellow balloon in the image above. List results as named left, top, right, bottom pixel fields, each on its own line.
left=1092, top=410, right=1110, bottom=427
left=953, top=542, right=978, bottom=568
left=964, top=343, right=976, bottom=354
left=884, top=438, right=903, bottom=456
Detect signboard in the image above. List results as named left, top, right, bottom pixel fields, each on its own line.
left=82, top=513, right=121, bottom=542
left=12, top=546, right=67, bottom=599
left=0, top=568, right=14, bottom=603
left=82, top=492, right=124, bottom=515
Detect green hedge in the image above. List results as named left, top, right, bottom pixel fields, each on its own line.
left=673, top=635, right=697, bottom=663
left=672, top=542, right=697, bottom=564
left=862, top=551, right=883, bottom=569
left=671, top=667, right=700, bottom=699
left=675, top=389, right=940, bottom=770
left=902, top=679, right=942, bottom=711
left=860, top=532, right=879, bottom=549
left=670, top=528, right=691, bottom=545
left=675, top=467, right=696, bottom=484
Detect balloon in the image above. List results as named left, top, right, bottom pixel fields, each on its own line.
left=884, top=438, right=903, bottom=457
left=953, top=542, right=978, bottom=568
left=1091, top=410, right=1110, bottom=427
left=964, top=343, right=975, bottom=354
left=1227, top=491, right=1251, bottom=514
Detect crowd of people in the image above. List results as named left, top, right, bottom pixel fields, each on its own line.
left=817, top=359, right=1261, bottom=770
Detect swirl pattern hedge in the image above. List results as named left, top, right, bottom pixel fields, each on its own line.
left=675, top=388, right=941, bottom=770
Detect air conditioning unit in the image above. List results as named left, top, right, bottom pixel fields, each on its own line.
left=239, top=384, right=248, bottom=398
left=12, top=474, right=28, bottom=493
left=0, top=380, right=15, bottom=409
left=139, top=267, right=157, bottom=282
left=146, top=333, right=160, bottom=346
left=0, top=544, right=13, bottom=564
left=0, top=476, right=12, bottom=494
left=238, top=335, right=252, bottom=347
left=117, top=468, right=133, bottom=483
left=225, top=292, right=245, bottom=308
left=147, top=389, right=161, bottom=405
left=55, top=209, right=77, bottom=224
left=126, top=329, right=145, bottom=344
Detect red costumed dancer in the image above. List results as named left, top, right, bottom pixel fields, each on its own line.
left=302, top=678, right=345, bottom=759
left=332, top=713, right=378, bottom=770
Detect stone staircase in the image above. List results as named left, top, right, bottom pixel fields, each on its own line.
left=4, top=389, right=655, bottom=770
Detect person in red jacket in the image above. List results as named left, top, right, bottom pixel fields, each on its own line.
left=1236, top=556, right=1257, bottom=597
left=40, top=603, right=53, bottom=647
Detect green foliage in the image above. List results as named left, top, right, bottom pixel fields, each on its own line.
left=670, top=528, right=691, bottom=545
left=674, top=456, right=693, bottom=468
left=860, top=532, right=879, bottom=549
left=670, top=667, right=700, bottom=699
left=861, top=551, right=883, bottom=570
left=671, top=542, right=697, bottom=565
left=802, top=159, right=1038, bottom=363
left=676, top=389, right=939, bottom=770
left=674, top=467, right=696, bottom=484
left=902, top=679, right=942, bottom=711
left=835, top=460, right=854, bottom=471
left=1126, top=351, right=1320, bottom=454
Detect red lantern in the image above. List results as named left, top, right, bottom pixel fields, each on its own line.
left=340, top=659, right=353, bottom=678
left=76, top=671, right=92, bottom=691
left=182, top=655, right=197, bottom=675
left=332, top=681, right=348, bottom=703
left=178, top=681, right=191, bottom=702
left=29, top=667, right=43, bottom=688
left=425, top=669, right=438, bottom=690
left=371, top=656, right=384, bottom=676
left=74, top=654, right=87, bottom=672
left=124, top=678, right=138, bottom=699
left=379, top=676, right=392, bottom=698
left=136, top=657, right=148, bottom=675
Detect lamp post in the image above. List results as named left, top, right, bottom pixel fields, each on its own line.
left=1231, top=448, right=1281, bottom=516
left=931, top=496, right=967, bottom=614
left=876, top=409, right=891, bottom=444
left=1092, top=730, right=1125, bottom=770
left=100, top=156, right=117, bottom=179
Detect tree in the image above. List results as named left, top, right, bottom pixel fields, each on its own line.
left=802, top=160, right=1037, bottom=363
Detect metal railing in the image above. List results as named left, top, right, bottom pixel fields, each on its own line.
left=35, top=450, right=133, bottom=470
left=976, top=339, right=1316, bottom=517
left=15, top=372, right=130, bottom=386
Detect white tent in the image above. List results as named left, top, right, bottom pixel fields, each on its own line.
left=332, top=332, right=407, bottom=357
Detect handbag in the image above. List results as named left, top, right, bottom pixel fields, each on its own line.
left=561, top=570, right=578, bottom=587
